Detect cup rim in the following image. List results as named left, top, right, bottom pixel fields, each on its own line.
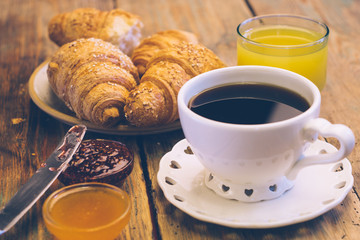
left=42, top=182, right=131, bottom=233
left=178, top=65, right=321, bottom=130
left=236, top=14, right=329, bottom=50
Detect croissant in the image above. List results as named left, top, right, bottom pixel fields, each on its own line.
left=48, top=8, right=143, bottom=55
left=47, top=38, right=139, bottom=127
left=124, top=42, right=226, bottom=127
left=131, top=30, right=198, bottom=76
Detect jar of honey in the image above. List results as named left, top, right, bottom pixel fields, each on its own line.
left=42, top=182, right=131, bottom=240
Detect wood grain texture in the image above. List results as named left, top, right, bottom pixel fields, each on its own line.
left=143, top=0, right=360, bottom=239
left=0, top=0, right=359, bottom=239
left=245, top=1, right=360, bottom=239
left=0, top=0, right=153, bottom=239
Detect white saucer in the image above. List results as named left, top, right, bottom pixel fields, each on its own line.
left=157, top=139, right=353, bottom=228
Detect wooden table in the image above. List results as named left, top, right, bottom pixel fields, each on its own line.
left=1, top=0, right=359, bottom=239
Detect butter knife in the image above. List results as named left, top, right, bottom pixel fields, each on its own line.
left=0, top=125, right=87, bottom=235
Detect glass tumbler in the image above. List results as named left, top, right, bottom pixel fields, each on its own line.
left=237, top=14, right=329, bottom=90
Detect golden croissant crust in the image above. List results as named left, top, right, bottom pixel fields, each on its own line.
left=48, top=8, right=143, bottom=55
left=124, top=42, right=226, bottom=127
left=131, top=29, right=198, bottom=77
left=47, top=38, right=139, bottom=127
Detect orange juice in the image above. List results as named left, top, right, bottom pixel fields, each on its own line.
left=43, top=183, right=131, bottom=240
left=237, top=16, right=329, bottom=90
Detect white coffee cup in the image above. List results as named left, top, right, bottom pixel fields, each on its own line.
left=177, top=66, right=355, bottom=202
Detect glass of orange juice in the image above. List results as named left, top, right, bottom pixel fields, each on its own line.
left=237, top=15, right=329, bottom=90
left=42, top=182, right=131, bottom=240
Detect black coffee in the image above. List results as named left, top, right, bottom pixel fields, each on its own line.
left=189, top=83, right=310, bottom=124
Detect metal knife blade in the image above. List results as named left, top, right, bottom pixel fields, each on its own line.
left=0, top=125, right=87, bottom=235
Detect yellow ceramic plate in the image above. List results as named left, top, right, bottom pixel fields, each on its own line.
left=28, top=61, right=181, bottom=135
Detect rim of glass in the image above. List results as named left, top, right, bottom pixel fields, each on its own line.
left=237, top=14, right=329, bottom=49
left=42, top=182, right=131, bottom=232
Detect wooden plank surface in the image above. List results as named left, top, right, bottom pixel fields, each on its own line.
left=143, top=0, right=360, bottom=239
left=0, top=0, right=359, bottom=239
left=245, top=2, right=360, bottom=240
left=0, top=1, right=154, bottom=239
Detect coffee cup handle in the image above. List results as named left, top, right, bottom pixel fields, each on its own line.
left=287, top=118, right=355, bottom=180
